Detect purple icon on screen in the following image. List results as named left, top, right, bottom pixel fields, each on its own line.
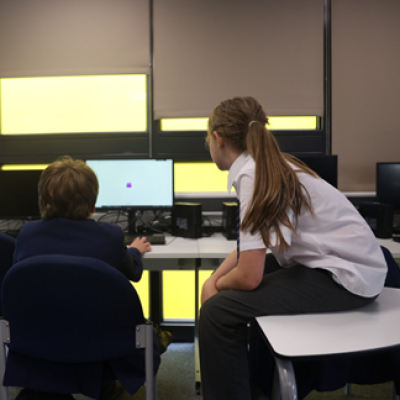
left=126, top=183, right=132, bottom=188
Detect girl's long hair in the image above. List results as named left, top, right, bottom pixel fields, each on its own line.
left=208, top=97, right=317, bottom=253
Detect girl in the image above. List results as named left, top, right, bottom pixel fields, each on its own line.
left=199, top=96, right=387, bottom=400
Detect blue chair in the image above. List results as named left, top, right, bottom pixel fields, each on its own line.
left=0, top=232, right=16, bottom=316
left=0, top=254, right=160, bottom=400
left=249, top=245, right=400, bottom=400
left=382, top=245, right=400, bottom=288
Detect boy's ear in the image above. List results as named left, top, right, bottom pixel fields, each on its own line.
left=89, top=205, right=96, bottom=214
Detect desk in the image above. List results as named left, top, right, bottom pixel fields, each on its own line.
left=141, top=235, right=400, bottom=393
left=141, top=237, right=200, bottom=324
left=377, top=238, right=400, bottom=258
left=143, top=236, right=199, bottom=269
left=142, top=234, right=235, bottom=392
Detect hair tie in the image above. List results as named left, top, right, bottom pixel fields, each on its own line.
left=248, top=120, right=258, bottom=128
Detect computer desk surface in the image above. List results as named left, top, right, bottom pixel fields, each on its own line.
left=142, top=234, right=400, bottom=263
left=140, top=234, right=400, bottom=394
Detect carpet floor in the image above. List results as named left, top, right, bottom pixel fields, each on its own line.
left=8, top=343, right=396, bottom=400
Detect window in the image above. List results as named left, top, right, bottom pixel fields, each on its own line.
left=175, top=162, right=230, bottom=194
left=161, top=116, right=318, bottom=132
left=0, top=75, right=147, bottom=135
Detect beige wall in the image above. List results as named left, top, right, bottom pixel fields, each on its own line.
left=332, top=0, right=400, bottom=192
left=1, top=0, right=400, bottom=193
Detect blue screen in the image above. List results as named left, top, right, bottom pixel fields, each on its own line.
left=86, top=159, right=174, bottom=210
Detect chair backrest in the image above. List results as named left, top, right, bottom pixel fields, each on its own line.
left=1, top=254, right=145, bottom=363
left=0, top=233, right=16, bottom=315
left=381, top=246, right=400, bottom=288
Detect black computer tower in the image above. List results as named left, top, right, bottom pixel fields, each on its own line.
left=358, top=202, right=393, bottom=239
left=172, top=202, right=202, bottom=238
left=222, top=202, right=238, bottom=240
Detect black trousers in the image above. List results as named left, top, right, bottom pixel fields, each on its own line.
left=199, top=254, right=377, bottom=400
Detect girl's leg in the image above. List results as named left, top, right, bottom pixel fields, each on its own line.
left=199, top=261, right=376, bottom=400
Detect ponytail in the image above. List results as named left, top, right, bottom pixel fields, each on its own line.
left=243, top=123, right=315, bottom=253
left=208, top=96, right=317, bottom=253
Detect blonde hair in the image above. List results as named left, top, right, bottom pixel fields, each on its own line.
left=207, top=96, right=317, bottom=253
left=38, top=156, right=99, bottom=220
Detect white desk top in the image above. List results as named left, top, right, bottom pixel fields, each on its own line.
left=143, top=236, right=199, bottom=259
left=256, top=287, right=400, bottom=359
left=377, top=238, right=400, bottom=258
left=197, top=235, right=236, bottom=258
left=197, top=234, right=400, bottom=259
left=141, top=235, right=400, bottom=260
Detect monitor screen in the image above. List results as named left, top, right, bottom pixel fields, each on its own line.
left=296, top=154, right=338, bottom=188
left=86, top=159, right=174, bottom=211
left=376, top=162, right=400, bottom=211
left=0, top=170, right=41, bottom=219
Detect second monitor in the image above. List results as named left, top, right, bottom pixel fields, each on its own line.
left=296, top=154, right=338, bottom=188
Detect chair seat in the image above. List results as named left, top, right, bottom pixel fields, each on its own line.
left=255, top=287, right=400, bottom=400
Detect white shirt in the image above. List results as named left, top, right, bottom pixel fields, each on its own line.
left=228, top=152, right=387, bottom=297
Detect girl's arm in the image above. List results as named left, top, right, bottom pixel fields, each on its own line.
left=216, top=248, right=266, bottom=291
left=201, top=249, right=238, bottom=304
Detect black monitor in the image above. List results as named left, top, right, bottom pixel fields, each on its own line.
left=376, top=162, right=400, bottom=212
left=86, top=159, right=174, bottom=211
left=0, top=170, right=41, bottom=219
left=295, top=154, right=338, bottom=188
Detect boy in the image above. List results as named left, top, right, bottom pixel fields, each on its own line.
left=14, top=156, right=150, bottom=277
left=13, top=156, right=157, bottom=400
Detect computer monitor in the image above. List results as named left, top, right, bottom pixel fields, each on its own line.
left=0, top=170, right=42, bottom=219
left=296, top=154, right=338, bottom=188
left=376, top=162, right=400, bottom=212
left=86, top=159, right=174, bottom=211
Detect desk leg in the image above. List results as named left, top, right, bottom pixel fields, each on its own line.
left=194, top=258, right=201, bottom=395
left=149, top=271, right=162, bottom=325
left=274, top=357, right=298, bottom=400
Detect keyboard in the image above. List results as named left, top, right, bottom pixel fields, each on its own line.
left=124, top=234, right=166, bottom=246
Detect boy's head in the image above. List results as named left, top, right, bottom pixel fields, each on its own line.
left=38, top=156, right=99, bottom=220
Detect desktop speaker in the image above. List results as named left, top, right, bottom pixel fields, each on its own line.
left=358, top=202, right=393, bottom=239
left=172, top=202, right=202, bottom=239
left=222, top=202, right=238, bottom=240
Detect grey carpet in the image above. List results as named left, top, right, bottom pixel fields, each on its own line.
left=8, top=343, right=396, bottom=400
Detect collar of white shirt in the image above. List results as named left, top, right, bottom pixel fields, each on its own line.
left=227, top=151, right=251, bottom=193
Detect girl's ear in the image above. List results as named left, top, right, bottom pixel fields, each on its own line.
left=213, top=131, right=225, bottom=148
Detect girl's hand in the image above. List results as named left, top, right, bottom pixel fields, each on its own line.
left=201, top=276, right=219, bottom=304
left=129, top=237, right=152, bottom=255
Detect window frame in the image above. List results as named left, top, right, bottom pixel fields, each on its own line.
left=152, top=119, right=326, bottom=161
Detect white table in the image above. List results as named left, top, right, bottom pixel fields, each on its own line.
left=197, top=234, right=236, bottom=259
left=140, top=236, right=200, bottom=325
left=141, top=234, right=400, bottom=393
left=142, top=235, right=400, bottom=263
left=256, top=287, right=400, bottom=400
left=377, top=238, right=400, bottom=258
left=143, top=236, right=200, bottom=269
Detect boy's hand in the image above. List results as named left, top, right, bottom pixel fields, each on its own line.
left=129, top=237, right=152, bottom=255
